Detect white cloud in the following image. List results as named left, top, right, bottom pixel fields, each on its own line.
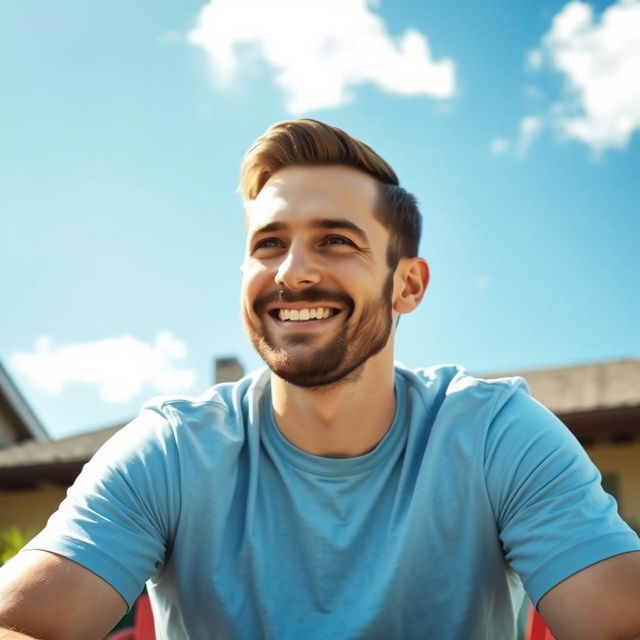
left=11, top=333, right=196, bottom=403
left=490, top=115, right=544, bottom=158
left=489, top=137, right=510, bottom=156
left=187, top=0, right=456, bottom=114
left=516, top=116, right=544, bottom=156
left=530, top=0, right=640, bottom=151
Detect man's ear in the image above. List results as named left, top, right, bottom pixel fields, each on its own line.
left=393, top=257, right=429, bottom=314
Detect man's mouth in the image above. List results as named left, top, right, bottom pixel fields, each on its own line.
left=255, top=287, right=353, bottom=325
left=268, top=307, right=340, bottom=322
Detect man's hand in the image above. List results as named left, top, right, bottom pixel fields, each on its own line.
left=539, top=550, right=640, bottom=640
left=0, top=550, right=127, bottom=640
left=0, top=630, right=41, bottom=639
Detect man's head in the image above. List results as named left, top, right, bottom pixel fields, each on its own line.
left=239, top=119, right=428, bottom=388
left=240, top=119, right=421, bottom=269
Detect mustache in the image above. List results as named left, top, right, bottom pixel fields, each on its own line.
left=254, top=287, right=354, bottom=315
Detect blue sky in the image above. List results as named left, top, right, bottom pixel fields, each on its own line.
left=2, top=0, right=639, bottom=438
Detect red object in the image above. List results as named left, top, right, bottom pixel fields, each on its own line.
left=526, top=604, right=555, bottom=640
left=112, top=595, right=550, bottom=640
left=106, top=631, right=135, bottom=640
left=106, top=592, right=156, bottom=640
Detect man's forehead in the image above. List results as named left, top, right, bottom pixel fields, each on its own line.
left=259, top=164, right=378, bottom=197
left=244, top=164, right=380, bottom=231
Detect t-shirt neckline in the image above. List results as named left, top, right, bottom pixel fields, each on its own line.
left=262, top=371, right=408, bottom=476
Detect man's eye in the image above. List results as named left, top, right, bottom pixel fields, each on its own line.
left=254, top=238, right=284, bottom=250
left=324, top=236, right=355, bottom=246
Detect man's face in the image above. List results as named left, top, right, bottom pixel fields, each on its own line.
left=241, top=165, right=398, bottom=388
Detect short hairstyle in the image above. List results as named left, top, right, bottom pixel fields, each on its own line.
left=239, top=119, right=421, bottom=267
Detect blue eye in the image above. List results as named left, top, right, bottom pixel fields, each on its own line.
left=255, top=238, right=284, bottom=249
left=325, top=236, right=354, bottom=246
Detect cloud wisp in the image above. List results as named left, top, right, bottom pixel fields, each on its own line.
left=531, top=0, right=640, bottom=152
left=493, top=0, right=640, bottom=157
left=187, top=0, right=456, bottom=114
left=490, top=116, right=544, bottom=159
left=11, top=333, right=196, bottom=403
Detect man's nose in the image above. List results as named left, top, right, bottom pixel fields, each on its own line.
left=275, top=244, right=321, bottom=290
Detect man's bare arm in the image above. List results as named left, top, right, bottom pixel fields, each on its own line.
left=0, top=630, right=40, bottom=640
left=0, top=550, right=127, bottom=640
left=539, top=550, right=640, bottom=640
left=0, top=631, right=40, bottom=639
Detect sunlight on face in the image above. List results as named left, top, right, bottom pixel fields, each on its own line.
left=241, top=165, right=397, bottom=387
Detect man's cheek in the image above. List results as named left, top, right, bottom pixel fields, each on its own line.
left=241, top=261, right=270, bottom=295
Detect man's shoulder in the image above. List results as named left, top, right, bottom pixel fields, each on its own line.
left=397, top=362, right=537, bottom=438
left=142, top=367, right=270, bottom=423
left=398, top=362, right=529, bottom=403
left=98, top=368, right=271, bottom=459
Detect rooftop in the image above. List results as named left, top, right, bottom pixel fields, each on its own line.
left=484, top=359, right=640, bottom=414
left=0, top=361, right=49, bottom=444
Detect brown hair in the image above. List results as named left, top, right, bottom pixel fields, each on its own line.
left=239, top=119, right=421, bottom=267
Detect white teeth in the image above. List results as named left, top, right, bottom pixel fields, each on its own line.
left=277, top=307, right=333, bottom=322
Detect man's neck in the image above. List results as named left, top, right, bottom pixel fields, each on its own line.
left=269, top=348, right=397, bottom=458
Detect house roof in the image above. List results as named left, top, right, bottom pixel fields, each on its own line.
left=0, top=424, right=122, bottom=468
left=484, top=359, right=640, bottom=414
left=0, top=360, right=49, bottom=443
left=0, top=423, right=123, bottom=489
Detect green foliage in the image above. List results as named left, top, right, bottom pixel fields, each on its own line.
left=0, top=526, right=33, bottom=566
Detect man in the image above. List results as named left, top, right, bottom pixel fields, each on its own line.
left=1, top=119, right=639, bottom=640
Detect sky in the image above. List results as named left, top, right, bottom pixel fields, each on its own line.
left=1, top=0, right=639, bottom=439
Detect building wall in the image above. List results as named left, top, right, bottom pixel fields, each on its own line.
left=0, top=485, right=67, bottom=534
left=0, top=411, right=17, bottom=448
left=584, top=440, right=640, bottom=533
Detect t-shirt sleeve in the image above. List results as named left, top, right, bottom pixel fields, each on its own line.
left=22, top=404, right=182, bottom=608
left=484, top=384, right=640, bottom=606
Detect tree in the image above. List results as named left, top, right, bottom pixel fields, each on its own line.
left=0, top=526, right=33, bottom=566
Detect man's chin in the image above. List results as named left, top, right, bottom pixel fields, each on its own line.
left=259, top=329, right=339, bottom=359
left=254, top=342, right=348, bottom=387
left=271, top=363, right=355, bottom=389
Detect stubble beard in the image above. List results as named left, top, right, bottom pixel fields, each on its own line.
left=244, top=272, right=395, bottom=389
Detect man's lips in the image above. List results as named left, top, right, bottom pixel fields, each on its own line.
left=254, top=288, right=354, bottom=323
left=270, top=306, right=336, bottom=322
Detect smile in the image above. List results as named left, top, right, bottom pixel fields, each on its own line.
left=270, top=307, right=340, bottom=322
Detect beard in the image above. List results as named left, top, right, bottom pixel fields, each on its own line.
left=243, top=272, right=395, bottom=388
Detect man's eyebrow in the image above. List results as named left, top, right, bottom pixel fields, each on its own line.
left=252, top=221, right=286, bottom=236
left=251, top=218, right=369, bottom=243
left=311, top=218, right=369, bottom=243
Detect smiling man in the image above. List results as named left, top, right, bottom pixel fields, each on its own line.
left=1, top=120, right=640, bottom=640
left=244, top=166, right=397, bottom=390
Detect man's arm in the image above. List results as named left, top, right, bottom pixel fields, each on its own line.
left=538, top=551, right=640, bottom=640
left=0, top=631, right=41, bottom=640
left=0, top=549, right=127, bottom=640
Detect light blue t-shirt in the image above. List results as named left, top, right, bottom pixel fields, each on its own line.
left=25, top=365, right=640, bottom=639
